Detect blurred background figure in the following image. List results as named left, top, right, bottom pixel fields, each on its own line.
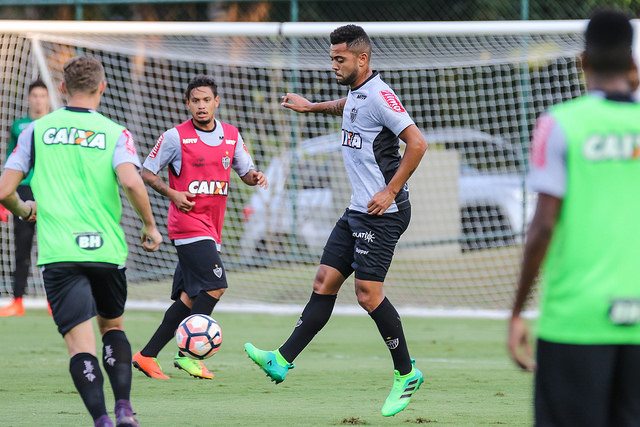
left=0, top=79, right=50, bottom=317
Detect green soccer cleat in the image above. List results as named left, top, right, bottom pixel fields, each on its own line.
left=381, top=365, right=424, bottom=417
left=173, top=352, right=214, bottom=379
left=244, top=343, right=294, bottom=384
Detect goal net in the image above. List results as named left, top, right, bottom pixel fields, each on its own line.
left=0, top=21, right=589, bottom=312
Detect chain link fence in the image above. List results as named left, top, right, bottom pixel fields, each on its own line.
left=2, top=0, right=640, bottom=22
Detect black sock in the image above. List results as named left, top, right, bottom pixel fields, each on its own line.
left=102, top=330, right=132, bottom=401
left=278, top=292, right=336, bottom=363
left=69, top=353, right=107, bottom=421
left=369, top=297, right=412, bottom=375
left=141, top=299, right=191, bottom=357
left=190, top=291, right=219, bottom=315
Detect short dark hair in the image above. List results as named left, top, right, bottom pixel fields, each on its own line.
left=584, top=10, right=633, bottom=74
left=330, top=24, right=371, bottom=55
left=28, top=79, right=47, bottom=94
left=185, top=75, right=218, bottom=100
left=63, top=56, right=105, bottom=95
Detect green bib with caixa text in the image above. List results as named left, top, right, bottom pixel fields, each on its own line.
left=31, top=108, right=128, bottom=266
left=538, top=95, right=640, bottom=344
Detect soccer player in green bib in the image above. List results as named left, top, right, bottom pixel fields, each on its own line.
left=508, top=10, right=640, bottom=426
left=0, top=79, right=49, bottom=317
left=0, top=56, right=163, bottom=427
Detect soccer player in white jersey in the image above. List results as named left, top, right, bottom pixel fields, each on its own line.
left=245, top=24, right=428, bottom=417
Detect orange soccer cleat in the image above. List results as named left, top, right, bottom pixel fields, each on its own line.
left=0, top=298, right=25, bottom=317
left=132, top=351, right=170, bottom=380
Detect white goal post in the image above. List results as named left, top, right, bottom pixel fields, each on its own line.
left=0, top=19, right=619, bottom=312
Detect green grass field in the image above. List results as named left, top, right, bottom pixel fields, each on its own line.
left=0, top=309, right=532, bottom=426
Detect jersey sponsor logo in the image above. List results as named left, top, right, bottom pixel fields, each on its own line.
left=222, top=154, right=231, bottom=170
left=75, top=232, right=104, bottom=250
left=182, top=138, right=198, bottom=145
left=352, top=230, right=375, bottom=243
left=583, top=133, right=640, bottom=161
left=188, top=180, right=229, bottom=195
left=356, top=94, right=367, bottom=100
left=149, top=134, right=164, bottom=159
left=43, top=127, right=106, bottom=150
left=122, top=129, right=136, bottom=155
left=380, top=90, right=406, bottom=113
left=342, top=129, right=362, bottom=149
left=531, top=115, right=554, bottom=168
left=193, top=157, right=206, bottom=168
left=225, top=139, right=236, bottom=145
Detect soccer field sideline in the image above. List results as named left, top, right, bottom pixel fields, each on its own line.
left=2, top=297, right=537, bottom=319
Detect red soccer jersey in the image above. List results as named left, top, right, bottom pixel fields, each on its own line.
left=167, top=119, right=238, bottom=242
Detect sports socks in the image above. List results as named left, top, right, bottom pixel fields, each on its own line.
left=102, top=330, right=132, bottom=401
left=369, top=297, right=412, bottom=375
left=140, top=299, right=190, bottom=357
left=69, top=353, right=107, bottom=422
left=278, top=292, right=337, bottom=363
left=190, top=290, right=219, bottom=316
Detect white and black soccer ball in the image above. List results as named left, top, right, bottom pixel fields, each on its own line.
left=175, top=314, right=222, bottom=360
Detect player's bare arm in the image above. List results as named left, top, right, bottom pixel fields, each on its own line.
left=117, top=163, right=162, bottom=251
left=508, top=193, right=562, bottom=372
left=367, top=125, right=428, bottom=215
left=141, top=167, right=195, bottom=213
left=281, top=93, right=346, bottom=116
left=0, top=169, right=36, bottom=221
left=241, top=169, right=268, bottom=189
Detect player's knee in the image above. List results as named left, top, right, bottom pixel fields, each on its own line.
left=97, top=317, right=124, bottom=335
left=207, top=288, right=225, bottom=299
left=312, top=266, right=343, bottom=294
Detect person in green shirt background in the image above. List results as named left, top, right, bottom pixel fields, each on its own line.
left=0, top=79, right=49, bottom=317
left=508, top=10, right=640, bottom=426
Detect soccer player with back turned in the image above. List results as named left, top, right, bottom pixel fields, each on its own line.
left=0, top=56, right=162, bottom=427
left=244, top=25, right=428, bottom=417
left=508, top=10, right=640, bottom=426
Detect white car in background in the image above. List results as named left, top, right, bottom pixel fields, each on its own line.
left=240, top=128, right=535, bottom=264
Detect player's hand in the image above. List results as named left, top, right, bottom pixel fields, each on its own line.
left=507, top=315, right=536, bottom=372
left=281, top=93, right=313, bottom=113
left=171, top=190, right=196, bottom=213
left=21, top=200, right=37, bottom=222
left=141, top=225, right=162, bottom=252
left=367, top=187, right=396, bottom=215
left=244, top=170, right=268, bottom=189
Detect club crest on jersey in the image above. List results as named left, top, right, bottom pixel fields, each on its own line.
left=350, top=107, right=358, bottom=123
left=182, top=138, right=198, bottom=145
left=188, top=180, right=228, bottom=196
left=43, top=127, right=106, bottom=150
left=221, top=154, right=231, bottom=170
left=380, top=90, right=406, bottom=113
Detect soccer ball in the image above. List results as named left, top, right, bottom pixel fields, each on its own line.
left=175, top=314, right=222, bottom=360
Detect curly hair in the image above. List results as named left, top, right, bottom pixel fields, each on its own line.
left=330, top=24, right=371, bottom=56
left=185, top=75, right=218, bottom=101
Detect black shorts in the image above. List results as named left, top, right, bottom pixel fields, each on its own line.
left=535, top=339, right=640, bottom=426
left=171, top=239, right=227, bottom=300
left=43, top=263, right=127, bottom=336
left=320, top=207, right=410, bottom=282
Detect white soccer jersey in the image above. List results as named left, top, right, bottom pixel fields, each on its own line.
left=341, top=72, right=415, bottom=213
